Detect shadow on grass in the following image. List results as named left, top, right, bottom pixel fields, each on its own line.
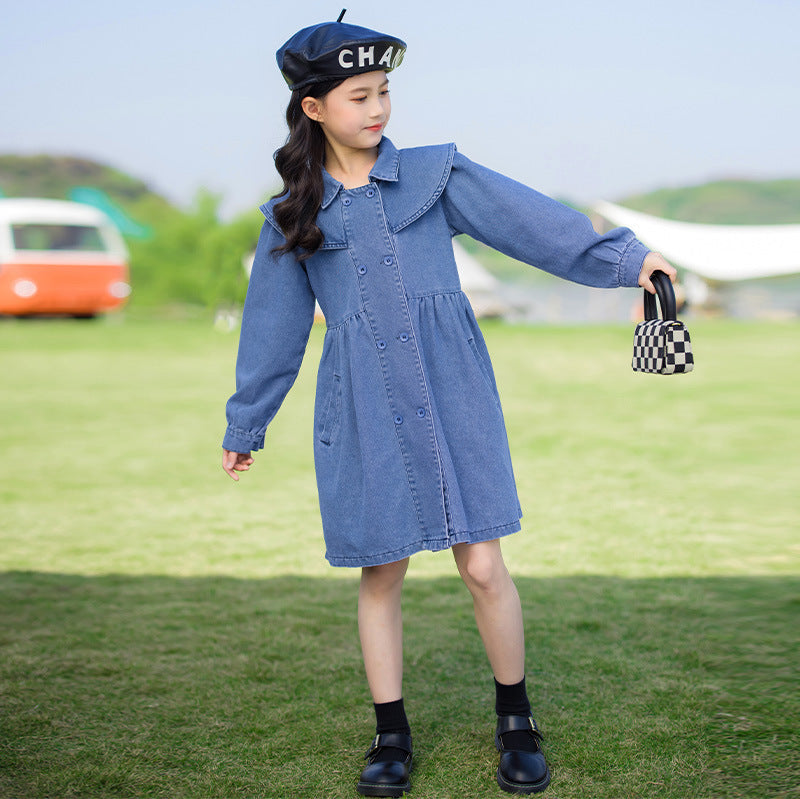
left=1, top=572, right=797, bottom=799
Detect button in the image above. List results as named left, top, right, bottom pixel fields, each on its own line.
left=383, top=256, right=393, bottom=265
left=399, top=333, right=409, bottom=342
left=365, top=188, right=375, bottom=198
left=357, top=265, right=367, bottom=275
left=394, top=415, right=404, bottom=425
left=342, top=197, right=352, bottom=206
left=377, top=339, right=387, bottom=350
left=416, top=408, right=426, bottom=418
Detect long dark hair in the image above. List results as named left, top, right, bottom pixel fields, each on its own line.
left=272, top=79, right=344, bottom=261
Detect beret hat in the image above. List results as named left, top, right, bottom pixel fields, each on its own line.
left=276, top=10, right=406, bottom=91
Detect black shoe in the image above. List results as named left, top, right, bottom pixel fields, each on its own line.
left=495, top=715, right=551, bottom=794
left=356, top=732, right=412, bottom=797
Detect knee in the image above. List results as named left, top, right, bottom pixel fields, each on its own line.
left=457, top=546, right=509, bottom=596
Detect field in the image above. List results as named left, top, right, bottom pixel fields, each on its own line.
left=1, top=316, right=798, bottom=798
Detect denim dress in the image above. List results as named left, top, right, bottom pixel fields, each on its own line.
left=223, top=138, right=649, bottom=567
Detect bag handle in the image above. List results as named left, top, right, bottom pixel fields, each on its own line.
left=644, top=269, right=677, bottom=321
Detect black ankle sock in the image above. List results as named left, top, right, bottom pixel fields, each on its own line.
left=495, top=677, right=538, bottom=752
left=495, top=676, right=532, bottom=717
left=372, top=699, right=411, bottom=763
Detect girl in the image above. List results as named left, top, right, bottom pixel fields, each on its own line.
left=222, top=13, right=675, bottom=797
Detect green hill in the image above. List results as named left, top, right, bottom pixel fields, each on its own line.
left=617, top=178, right=800, bottom=224
left=0, top=154, right=170, bottom=211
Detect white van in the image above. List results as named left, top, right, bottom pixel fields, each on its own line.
left=0, top=198, right=130, bottom=316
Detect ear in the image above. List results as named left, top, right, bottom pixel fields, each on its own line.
left=301, top=96, right=324, bottom=122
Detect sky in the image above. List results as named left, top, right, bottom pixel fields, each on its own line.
left=2, top=0, right=798, bottom=218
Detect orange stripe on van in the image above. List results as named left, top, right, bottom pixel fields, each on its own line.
left=0, top=260, right=130, bottom=315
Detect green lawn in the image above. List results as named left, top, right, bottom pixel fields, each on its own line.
left=1, top=315, right=797, bottom=798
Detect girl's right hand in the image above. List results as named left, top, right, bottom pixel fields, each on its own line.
left=638, top=252, right=677, bottom=294
left=222, top=449, right=254, bottom=481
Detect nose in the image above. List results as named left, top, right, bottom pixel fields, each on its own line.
left=370, top=94, right=388, bottom=118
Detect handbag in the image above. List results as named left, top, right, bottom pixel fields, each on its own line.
left=632, top=270, right=694, bottom=374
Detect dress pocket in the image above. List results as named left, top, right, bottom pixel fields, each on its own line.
left=467, top=336, right=498, bottom=398
left=318, top=373, right=342, bottom=446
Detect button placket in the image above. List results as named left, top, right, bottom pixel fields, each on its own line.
left=347, top=210, right=446, bottom=536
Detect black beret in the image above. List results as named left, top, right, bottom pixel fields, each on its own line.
left=276, top=18, right=407, bottom=92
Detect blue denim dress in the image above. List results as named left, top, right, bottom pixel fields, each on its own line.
left=224, top=138, right=649, bottom=567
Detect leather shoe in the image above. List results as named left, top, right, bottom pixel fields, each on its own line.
left=495, top=715, right=551, bottom=794
left=356, top=732, right=412, bottom=797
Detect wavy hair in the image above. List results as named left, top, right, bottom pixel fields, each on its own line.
left=271, top=79, right=344, bottom=261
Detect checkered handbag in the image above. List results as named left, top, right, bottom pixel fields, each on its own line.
left=632, top=270, right=694, bottom=374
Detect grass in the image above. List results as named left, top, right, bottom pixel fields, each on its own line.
left=0, top=314, right=798, bottom=798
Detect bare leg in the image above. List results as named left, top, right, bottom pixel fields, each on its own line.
left=454, top=541, right=551, bottom=793
left=452, top=539, right=525, bottom=684
left=358, top=557, right=409, bottom=703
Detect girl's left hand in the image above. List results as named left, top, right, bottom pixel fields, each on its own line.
left=638, top=252, right=677, bottom=294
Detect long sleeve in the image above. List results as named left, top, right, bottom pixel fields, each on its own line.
left=440, top=150, right=649, bottom=288
left=223, top=220, right=316, bottom=453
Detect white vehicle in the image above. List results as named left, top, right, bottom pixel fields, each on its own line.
left=0, top=198, right=130, bottom=316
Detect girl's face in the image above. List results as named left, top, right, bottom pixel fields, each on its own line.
left=304, top=70, right=391, bottom=153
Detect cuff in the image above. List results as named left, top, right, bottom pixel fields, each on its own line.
left=619, top=238, right=650, bottom=288
left=222, top=425, right=265, bottom=453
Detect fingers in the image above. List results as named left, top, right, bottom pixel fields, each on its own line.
left=640, top=252, right=677, bottom=294
left=222, top=449, right=254, bottom=481
left=640, top=275, right=656, bottom=295
left=648, top=252, right=677, bottom=280
left=222, top=449, right=240, bottom=481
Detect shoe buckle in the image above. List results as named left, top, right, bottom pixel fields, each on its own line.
left=528, top=716, right=544, bottom=740
left=364, top=734, right=380, bottom=760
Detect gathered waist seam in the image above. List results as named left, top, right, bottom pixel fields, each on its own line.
left=405, top=288, right=466, bottom=300
left=325, top=309, right=363, bottom=331
left=324, top=290, right=467, bottom=330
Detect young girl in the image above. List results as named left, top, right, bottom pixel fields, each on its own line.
left=222, top=13, right=675, bottom=797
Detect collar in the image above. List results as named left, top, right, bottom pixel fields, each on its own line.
left=370, top=137, right=401, bottom=182
left=320, top=137, right=401, bottom=209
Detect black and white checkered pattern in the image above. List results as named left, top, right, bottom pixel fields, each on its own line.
left=632, top=319, right=694, bottom=374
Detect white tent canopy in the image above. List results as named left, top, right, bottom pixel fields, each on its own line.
left=451, top=237, right=508, bottom=317
left=452, top=237, right=499, bottom=291
left=594, top=201, right=800, bottom=282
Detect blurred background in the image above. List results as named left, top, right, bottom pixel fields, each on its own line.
left=1, top=0, right=799, bottom=321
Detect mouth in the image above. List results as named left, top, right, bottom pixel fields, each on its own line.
left=365, top=124, right=384, bottom=132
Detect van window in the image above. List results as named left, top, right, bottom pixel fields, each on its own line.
left=11, top=224, right=106, bottom=252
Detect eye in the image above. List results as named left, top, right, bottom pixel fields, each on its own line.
left=380, top=89, right=390, bottom=97
left=352, top=95, right=367, bottom=103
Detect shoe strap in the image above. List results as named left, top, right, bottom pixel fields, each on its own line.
left=364, top=732, right=413, bottom=760
left=496, top=714, right=543, bottom=739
